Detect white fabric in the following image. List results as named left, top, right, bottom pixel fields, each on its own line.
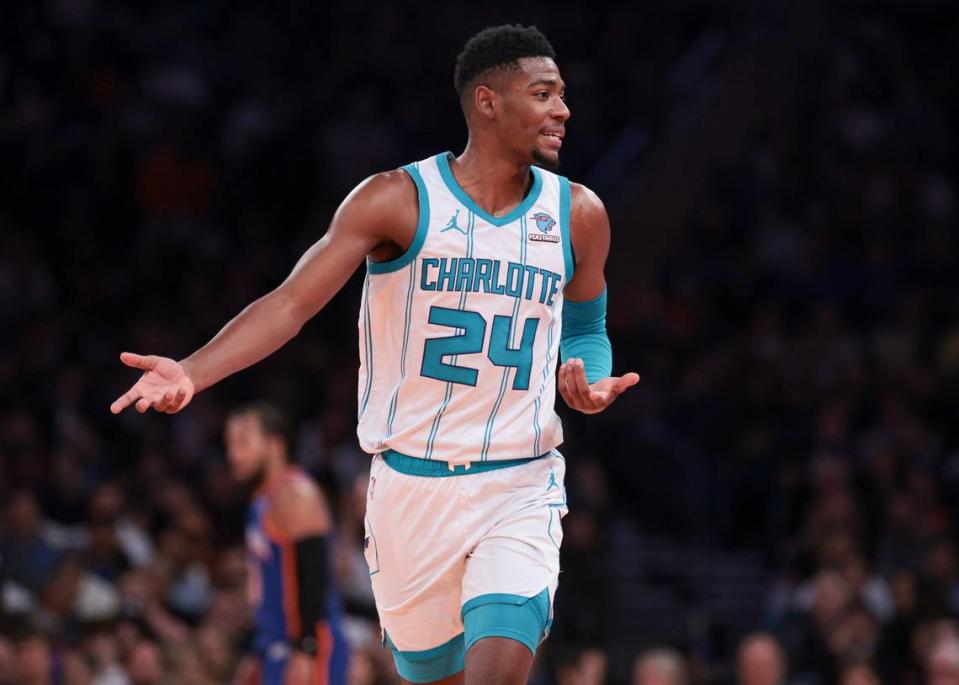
left=356, top=153, right=570, bottom=464
left=363, top=452, right=567, bottom=651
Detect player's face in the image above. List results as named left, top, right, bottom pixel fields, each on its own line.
left=500, top=57, right=570, bottom=170
left=224, top=413, right=270, bottom=485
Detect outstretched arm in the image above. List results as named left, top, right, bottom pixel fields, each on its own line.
left=111, top=171, right=417, bottom=415
left=558, top=183, right=639, bottom=415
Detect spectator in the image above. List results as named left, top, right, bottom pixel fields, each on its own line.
left=0, top=636, right=19, bottom=685
left=633, top=647, right=688, bottom=685
left=85, top=628, right=130, bottom=685
left=921, top=539, right=959, bottom=617
left=781, top=570, right=850, bottom=680
left=838, top=553, right=894, bottom=622
left=555, top=645, right=609, bottom=685
left=837, top=662, right=880, bottom=685
left=15, top=633, right=52, bottom=685
left=0, top=491, right=60, bottom=600
left=87, top=483, right=154, bottom=571
left=927, top=637, right=959, bottom=685
left=875, top=570, right=920, bottom=682
left=37, top=554, right=121, bottom=632
left=736, top=633, right=787, bottom=685
left=61, top=648, right=95, bottom=685
left=825, top=603, right=880, bottom=668
left=126, top=640, right=165, bottom=685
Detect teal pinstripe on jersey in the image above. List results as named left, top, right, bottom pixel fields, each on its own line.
left=385, top=263, right=416, bottom=438
left=358, top=269, right=373, bottom=421
left=425, top=210, right=475, bottom=460
left=480, top=213, right=528, bottom=461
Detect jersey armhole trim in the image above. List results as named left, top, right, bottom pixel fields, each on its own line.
left=558, top=176, right=575, bottom=281
left=367, top=163, right=430, bottom=274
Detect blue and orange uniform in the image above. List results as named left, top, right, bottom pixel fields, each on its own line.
left=245, top=468, right=349, bottom=685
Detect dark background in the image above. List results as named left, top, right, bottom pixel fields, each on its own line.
left=2, top=1, right=958, bottom=683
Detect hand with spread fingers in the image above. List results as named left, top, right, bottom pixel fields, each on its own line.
left=558, top=358, right=639, bottom=415
left=110, top=352, right=195, bottom=415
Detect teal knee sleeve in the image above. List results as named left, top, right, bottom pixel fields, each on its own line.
left=461, top=588, right=551, bottom=656
left=383, top=632, right=465, bottom=683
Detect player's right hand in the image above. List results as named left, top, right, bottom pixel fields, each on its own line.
left=110, top=352, right=195, bottom=415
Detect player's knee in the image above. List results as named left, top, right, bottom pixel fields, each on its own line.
left=461, top=588, right=551, bottom=656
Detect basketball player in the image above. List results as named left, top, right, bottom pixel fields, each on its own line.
left=225, top=402, right=349, bottom=685
left=111, top=25, right=638, bottom=685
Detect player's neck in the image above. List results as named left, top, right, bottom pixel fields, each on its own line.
left=451, top=140, right=533, bottom=218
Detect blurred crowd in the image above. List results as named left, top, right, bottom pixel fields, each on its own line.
left=2, top=1, right=958, bottom=684
left=565, top=3, right=959, bottom=684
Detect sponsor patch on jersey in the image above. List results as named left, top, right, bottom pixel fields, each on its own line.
left=529, top=211, right=560, bottom=243
left=528, top=233, right=560, bottom=243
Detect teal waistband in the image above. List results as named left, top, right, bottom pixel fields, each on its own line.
left=380, top=450, right=548, bottom=477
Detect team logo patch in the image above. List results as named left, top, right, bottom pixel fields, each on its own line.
left=529, top=212, right=560, bottom=243
left=533, top=212, right=556, bottom=233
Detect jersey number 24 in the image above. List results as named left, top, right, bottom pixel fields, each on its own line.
left=421, top=306, right=539, bottom=390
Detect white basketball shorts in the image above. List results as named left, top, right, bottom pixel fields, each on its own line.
left=362, top=449, right=568, bottom=682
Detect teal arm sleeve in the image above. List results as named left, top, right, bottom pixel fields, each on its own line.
left=560, top=289, right=612, bottom=384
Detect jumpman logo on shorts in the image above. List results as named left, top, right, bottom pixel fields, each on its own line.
left=441, top=209, right=467, bottom=235
left=546, top=469, right=559, bottom=491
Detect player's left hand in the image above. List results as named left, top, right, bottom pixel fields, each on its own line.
left=558, top=358, right=639, bottom=415
left=283, top=651, right=315, bottom=685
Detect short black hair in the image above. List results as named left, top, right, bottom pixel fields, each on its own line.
left=454, top=24, right=556, bottom=99
left=229, top=401, right=294, bottom=455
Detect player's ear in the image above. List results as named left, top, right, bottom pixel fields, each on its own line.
left=474, top=85, right=497, bottom=120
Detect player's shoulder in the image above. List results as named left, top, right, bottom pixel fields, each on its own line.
left=568, top=182, right=606, bottom=215
left=275, top=470, right=324, bottom=504
left=332, top=167, right=420, bottom=239
left=270, top=471, right=331, bottom=536
left=568, top=182, right=609, bottom=233
left=345, top=168, right=418, bottom=209
left=342, top=153, right=439, bottom=212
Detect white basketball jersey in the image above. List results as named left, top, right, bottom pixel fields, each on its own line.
left=356, top=152, right=574, bottom=464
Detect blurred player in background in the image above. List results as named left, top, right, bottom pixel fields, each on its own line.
left=225, top=402, right=349, bottom=685
left=112, top=24, right=637, bottom=685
